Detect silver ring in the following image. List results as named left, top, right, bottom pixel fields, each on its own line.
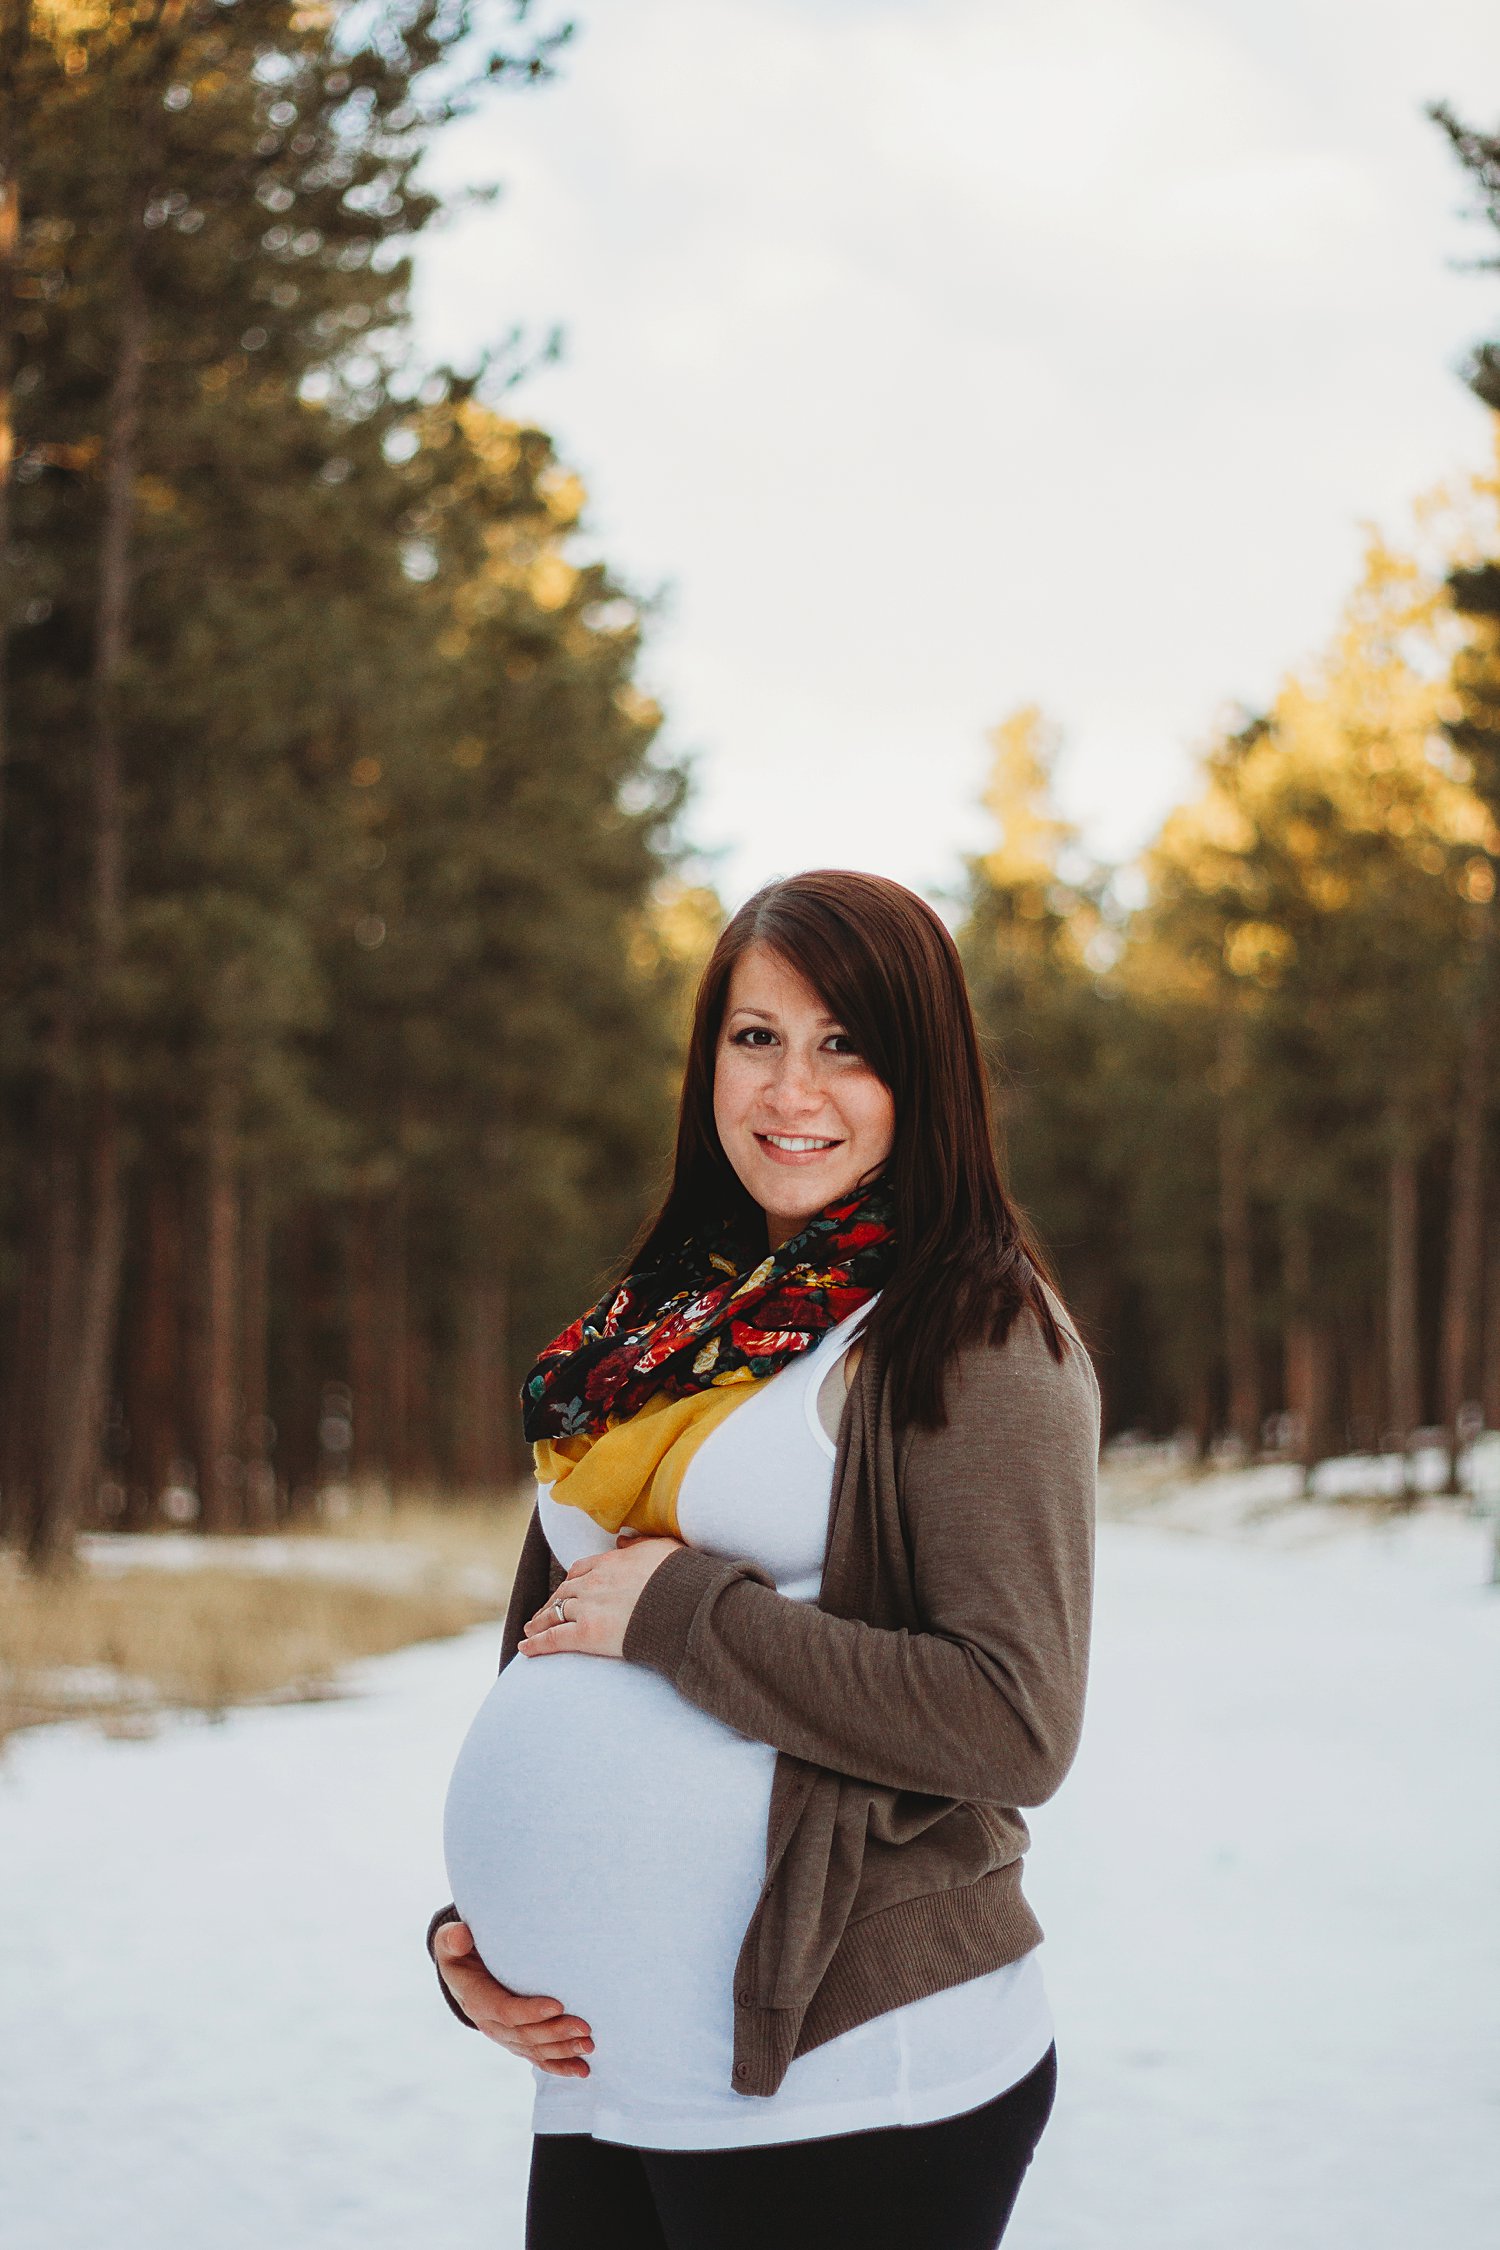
left=551, top=1597, right=568, bottom=1625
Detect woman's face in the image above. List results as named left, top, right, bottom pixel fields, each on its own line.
left=713, top=941, right=895, bottom=1252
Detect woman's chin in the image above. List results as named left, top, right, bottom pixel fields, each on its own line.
left=760, top=1182, right=857, bottom=1240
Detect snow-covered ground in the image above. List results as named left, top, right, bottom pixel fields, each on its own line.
left=2, top=1483, right=1497, bottom=2250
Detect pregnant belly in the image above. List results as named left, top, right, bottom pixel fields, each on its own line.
left=442, top=1652, right=777, bottom=2089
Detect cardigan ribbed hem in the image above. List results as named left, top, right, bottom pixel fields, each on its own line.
left=621, top=1540, right=745, bottom=1679
left=729, top=1860, right=1045, bottom=2098
left=425, top=1901, right=479, bottom=2030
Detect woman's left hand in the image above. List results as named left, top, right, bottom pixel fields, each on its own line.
left=520, top=1531, right=684, bottom=1661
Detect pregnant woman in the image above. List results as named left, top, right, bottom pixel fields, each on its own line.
left=428, top=867, right=1100, bottom=2250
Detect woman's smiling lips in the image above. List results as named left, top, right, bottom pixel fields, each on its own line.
left=753, top=1131, right=845, bottom=1165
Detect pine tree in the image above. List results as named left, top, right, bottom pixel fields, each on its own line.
left=0, top=0, right=630, bottom=1561
left=1134, top=533, right=1489, bottom=1479
left=1429, top=101, right=1500, bottom=1457
left=958, top=708, right=1120, bottom=1422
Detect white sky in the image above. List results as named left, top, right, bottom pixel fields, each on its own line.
left=410, top=0, right=1500, bottom=919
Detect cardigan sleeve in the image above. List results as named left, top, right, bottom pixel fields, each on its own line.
left=620, top=1314, right=1100, bottom=1808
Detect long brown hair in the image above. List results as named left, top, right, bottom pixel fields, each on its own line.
left=616, top=868, right=1083, bottom=1433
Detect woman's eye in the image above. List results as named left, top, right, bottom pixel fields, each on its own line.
left=724, top=1030, right=854, bottom=1053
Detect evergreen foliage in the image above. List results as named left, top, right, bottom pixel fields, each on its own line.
left=0, top=0, right=706, bottom=1559
left=960, top=512, right=1500, bottom=1479
left=952, top=104, right=1500, bottom=1482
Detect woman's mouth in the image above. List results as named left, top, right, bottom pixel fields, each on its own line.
left=754, top=1132, right=843, bottom=1165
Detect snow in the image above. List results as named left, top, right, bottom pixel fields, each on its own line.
left=1021, top=1497, right=1500, bottom=2249
left=75, top=1529, right=514, bottom=1605
left=2, top=1488, right=1497, bottom=2249
left=16, top=1664, right=162, bottom=1706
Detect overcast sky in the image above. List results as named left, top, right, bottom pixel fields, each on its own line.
left=410, top=0, right=1500, bottom=920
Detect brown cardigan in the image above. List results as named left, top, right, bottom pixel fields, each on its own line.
left=427, top=1283, right=1100, bottom=2098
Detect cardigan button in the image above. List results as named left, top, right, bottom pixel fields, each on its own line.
left=735, top=1986, right=750, bottom=2004
left=733, top=2062, right=750, bottom=2081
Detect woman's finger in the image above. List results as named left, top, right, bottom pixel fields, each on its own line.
left=527, top=2030, right=595, bottom=2061
left=523, top=1585, right=580, bottom=1638
left=492, top=2021, right=594, bottom=2069
left=433, top=1918, right=479, bottom=1959
left=482, top=2001, right=590, bottom=2045
left=499, top=2007, right=580, bottom=2043
left=521, top=1619, right=575, bottom=1652
left=527, top=2040, right=592, bottom=2061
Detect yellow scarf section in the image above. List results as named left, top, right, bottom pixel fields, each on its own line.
left=532, top=1372, right=776, bottom=1538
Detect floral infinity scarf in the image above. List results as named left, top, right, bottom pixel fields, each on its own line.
left=520, top=1172, right=897, bottom=1445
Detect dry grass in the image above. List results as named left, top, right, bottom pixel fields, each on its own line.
left=0, top=1483, right=534, bottom=1751
left=282, top=1480, right=536, bottom=1569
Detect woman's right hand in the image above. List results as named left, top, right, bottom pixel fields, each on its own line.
left=432, top=1921, right=595, bottom=2077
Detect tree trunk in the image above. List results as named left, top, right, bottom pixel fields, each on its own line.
left=1438, top=903, right=1494, bottom=1489
left=1182, top=1364, right=1214, bottom=1462
left=1484, top=1209, right=1500, bottom=1434
left=240, top=1165, right=273, bottom=1527
left=29, top=1089, right=129, bottom=1565
left=382, top=1181, right=411, bottom=1484
left=1385, top=1122, right=1423, bottom=1502
left=17, top=1068, right=83, bottom=1566
left=120, top=1163, right=184, bottom=1531
left=454, top=1254, right=512, bottom=1494
left=0, top=1064, right=74, bottom=1554
left=403, top=1312, right=438, bottom=1488
left=278, top=1200, right=324, bottom=1513
left=345, top=1184, right=415, bottom=1493
left=348, top=1189, right=385, bottom=1488
left=1342, top=1308, right=1380, bottom=1457
left=1217, top=1002, right=1260, bottom=1453
left=23, top=228, right=147, bottom=1568
left=0, top=1134, right=49, bottom=1542
left=196, top=1069, right=242, bottom=1533
left=90, top=253, right=142, bottom=956
left=1281, top=1202, right=1334, bottom=1494
left=1342, top=1308, right=1378, bottom=1457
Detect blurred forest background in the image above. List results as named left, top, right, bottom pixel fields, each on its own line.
left=4, top=0, right=1500, bottom=1573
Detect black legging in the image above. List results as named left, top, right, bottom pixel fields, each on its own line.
left=525, top=2041, right=1057, bottom=2250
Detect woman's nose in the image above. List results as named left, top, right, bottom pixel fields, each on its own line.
left=765, top=1053, right=824, bottom=1108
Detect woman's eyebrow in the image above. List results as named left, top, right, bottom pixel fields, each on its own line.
left=728, top=1005, right=842, bottom=1027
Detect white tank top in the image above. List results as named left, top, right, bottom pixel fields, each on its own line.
left=442, top=1293, right=1053, bottom=2149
